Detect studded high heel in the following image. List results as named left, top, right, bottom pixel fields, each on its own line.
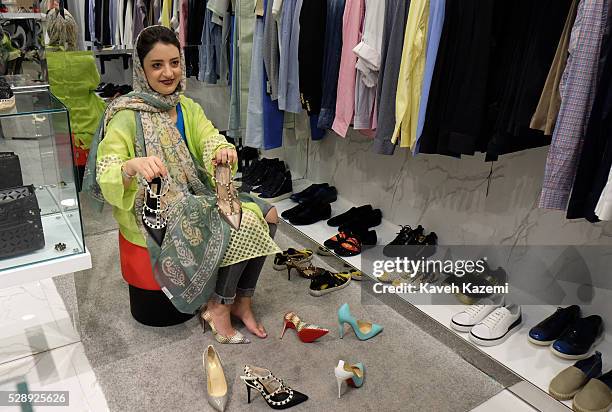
left=142, top=176, right=170, bottom=246
left=214, top=163, right=242, bottom=230
left=280, top=312, right=329, bottom=343
left=199, top=309, right=250, bottom=344
left=240, top=365, right=308, bottom=409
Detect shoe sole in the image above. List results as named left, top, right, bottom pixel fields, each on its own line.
left=527, top=335, right=555, bottom=346
left=258, top=191, right=293, bottom=203
left=309, top=277, right=351, bottom=297
left=548, top=387, right=580, bottom=401
left=450, top=320, right=476, bottom=333
left=550, top=334, right=604, bottom=360
left=0, top=96, right=15, bottom=110
left=272, top=255, right=313, bottom=271
left=316, top=247, right=334, bottom=256
left=468, top=319, right=521, bottom=347
left=573, top=399, right=612, bottom=412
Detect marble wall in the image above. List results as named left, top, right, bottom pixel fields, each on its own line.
left=279, top=128, right=612, bottom=246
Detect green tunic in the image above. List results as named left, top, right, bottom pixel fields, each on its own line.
left=96, top=95, right=280, bottom=265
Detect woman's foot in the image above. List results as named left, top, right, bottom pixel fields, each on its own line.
left=204, top=300, right=237, bottom=338
left=230, top=297, right=267, bottom=338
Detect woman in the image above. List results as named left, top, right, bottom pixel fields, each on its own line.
left=84, top=25, right=280, bottom=343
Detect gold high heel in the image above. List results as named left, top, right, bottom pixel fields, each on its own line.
left=215, top=163, right=242, bottom=230
left=204, top=345, right=229, bottom=411
left=199, top=309, right=251, bottom=344
left=280, top=312, right=329, bottom=343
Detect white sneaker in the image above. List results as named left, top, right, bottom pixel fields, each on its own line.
left=469, top=304, right=522, bottom=347
left=451, top=300, right=504, bottom=333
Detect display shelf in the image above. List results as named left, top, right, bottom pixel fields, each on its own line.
left=0, top=90, right=65, bottom=118
left=271, top=178, right=611, bottom=411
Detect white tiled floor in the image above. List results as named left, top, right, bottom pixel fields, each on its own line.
left=0, top=343, right=109, bottom=412
left=0, top=279, right=108, bottom=412
left=471, top=390, right=537, bottom=412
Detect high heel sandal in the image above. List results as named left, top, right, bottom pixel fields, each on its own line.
left=279, top=312, right=329, bottom=343
left=285, top=258, right=326, bottom=281
left=240, top=365, right=308, bottom=409
left=199, top=308, right=251, bottom=344
left=214, top=163, right=242, bottom=230
left=334, top=360, right=365, bottom=398
left=337, top=303, right=383, bottom=341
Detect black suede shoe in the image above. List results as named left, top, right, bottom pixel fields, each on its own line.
left=281, top=202, right=309, bottom=220
left=260, top=171, right=293, bottom=202
left=339, top=208, right=382, bottom=232
left=290, top=183, right=329, bottom=203
left=289, top=202, right=332, bottom=225
left=327, top=205, right=373, bottom=227
left=308, top=185, right=338, bottom=204
left=251, top=161, right=285, bottom=193
left=250, top=159, right=282, bottom=187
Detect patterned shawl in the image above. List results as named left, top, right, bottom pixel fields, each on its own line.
left=83, top=26, right=232, bottom=314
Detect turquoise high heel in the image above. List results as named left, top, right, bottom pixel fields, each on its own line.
left=337, top=303, right=383, bottom=341
left=334, top=360, right=365, bottom=398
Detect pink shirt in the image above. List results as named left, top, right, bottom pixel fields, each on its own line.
left=331, top=0, right=367, bottom=138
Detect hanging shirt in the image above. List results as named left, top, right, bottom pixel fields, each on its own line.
left=392, top=0, right=429, bottom=150
left=317, top=0, right=346, bottom=129
left=539, top=0, right=608, bottom=210
left=277, top=0, right=303, bottom=113
left=413, top=0, right=445, bottom=154
left=353, top=0, right=386, bottom=130
left=331, top=0, right=366, bottom=137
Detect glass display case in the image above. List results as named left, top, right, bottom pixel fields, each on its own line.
left=0, top=87, right=86, bottom=274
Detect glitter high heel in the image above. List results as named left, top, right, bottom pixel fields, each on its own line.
left=279, top=312, right=329, bottom=343
left=199, top=308, right=250, bottom=344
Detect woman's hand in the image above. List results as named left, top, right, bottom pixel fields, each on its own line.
left=124, top=156, right=168, bottom=181
left=212, top=147, right=238, bottom=166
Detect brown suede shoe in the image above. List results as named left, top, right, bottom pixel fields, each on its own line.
left=572, top=372, right=612, bottom=412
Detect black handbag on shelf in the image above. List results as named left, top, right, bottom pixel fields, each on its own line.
left=0, top=151, right=23, bottom=190
left=0, top=185, right=45, bottom=259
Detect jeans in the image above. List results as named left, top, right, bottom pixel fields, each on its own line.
left=212, top=204, right=277, bottom=304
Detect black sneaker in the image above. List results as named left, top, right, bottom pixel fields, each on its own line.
left=249, top=159, right=282, bottom=186
left=289, top=201, right=332, bottom=225
left=251, top=161, right=285, bottom=193
left=290, top=183, right=329, bottom=203
left=0, top=77, right=15, bottom=110
left=552, top=315, right=604, bottom=360
left=327, top=205, right=373, bottom=227
left=529, top=306, right=581, bottom=346
left=382, top=225, right=424, bottom=257
left=309, top=271, right=351, bottom=296
left=259, top=170, right=293, bottom=202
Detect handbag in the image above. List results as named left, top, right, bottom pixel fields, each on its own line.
left=0, top=185, right=45, bottom=259
left=0, top=152, right=23, bottom=190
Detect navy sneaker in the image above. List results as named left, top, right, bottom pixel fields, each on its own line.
left=551, top=315, right=604, bottom=360
left=528, top=305, right=581, bottom=346
left=574, top=351, right=603, bottom=379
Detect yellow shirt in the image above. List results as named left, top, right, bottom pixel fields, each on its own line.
left=392, top=0, right=430, bottom=150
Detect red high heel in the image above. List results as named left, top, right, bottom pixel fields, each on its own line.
left=280, top=312, right=329, bottom=343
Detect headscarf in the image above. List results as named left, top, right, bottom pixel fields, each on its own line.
left=83, top=26, right=231, bottom=314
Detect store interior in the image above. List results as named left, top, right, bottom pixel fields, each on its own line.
left=1, top=0, right=612, bottom=411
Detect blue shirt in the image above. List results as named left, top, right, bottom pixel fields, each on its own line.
left=414, top=0, right=445, bottom=154
left=176, top=104, right=186, bottom=143
left=277, top=0, right=304, bottom=113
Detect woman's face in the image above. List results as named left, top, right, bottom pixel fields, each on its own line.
left=142, top=42, right=181, bottom=95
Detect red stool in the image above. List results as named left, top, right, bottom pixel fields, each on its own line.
left=119, top=233, right=194, bottom=326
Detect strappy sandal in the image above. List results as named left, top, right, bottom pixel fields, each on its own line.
left=215, top=163, right=242, bottom=230
left=285, top=259, right=327, bottom=281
